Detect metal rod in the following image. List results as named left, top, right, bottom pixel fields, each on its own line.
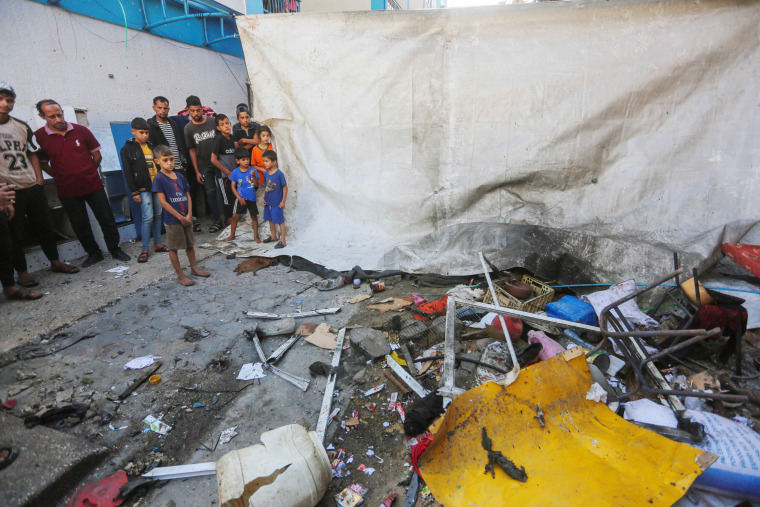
left=269, top=365, right=309, bottom=391
left=316, top=328, right=346, bottom=443
left=266, top=333, right=300, bottom=365
left=479, top=252, right=518, bottom=366
left=386, top=354, right=430, bottom=398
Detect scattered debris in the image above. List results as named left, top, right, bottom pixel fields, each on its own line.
left=482, top=427, right=527, bottom=482
left=367, top=298, right=413, bottom=314
left=143, top=414, right=172, bottom=436
left=237, top=363, right=266, bottom=381
left=305, top=323, right=338, bottom=349
left=118, top=361, right=163, bottom=400
left=246, top=307, right=341, bottom=319
left=123, top=355, right=159, bottom=370
left=219, top=426, right=238, bottom=444
left=349, top=293, right=371, bottom=304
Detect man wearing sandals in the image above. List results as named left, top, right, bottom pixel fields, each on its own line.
left=35, top=99, right=131, bottom=267
left=0, top=83, right=78, bottom=291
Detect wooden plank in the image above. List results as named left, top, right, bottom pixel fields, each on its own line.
left=118, top=361, right=162, bottom=400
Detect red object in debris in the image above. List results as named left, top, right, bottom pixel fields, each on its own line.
left=67, top=470, right=128, bottom=507
left=490, top=315, right=524, bottom=341
left=721, top=243, right=760, bottom=280
left=380, top=493, right=399, bottom=506
left=410, top=434, right=434, bottom=478
left=413, top=295, right=450, bottom=321
left=2, top=398, right=16, bottom=409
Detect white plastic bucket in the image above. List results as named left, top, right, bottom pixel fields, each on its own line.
left=216, top=424, right=331, bottom=507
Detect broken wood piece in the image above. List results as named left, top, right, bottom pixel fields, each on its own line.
left=401, top=344, right=416, bottom=375
left=349, top=293, right=371, bottom=304
left=367, top=298, right=412, bottom=314
left=384, top=370, right=410, bottom=395
left=118, top=361, right=162, bottom=400
left=385, top=355, right=430, bottom=398
left=246, top=308, right=341, bottom=320
left=266, top=334, right=301, bottom=365
left=269, top=365, right=310, bottom=391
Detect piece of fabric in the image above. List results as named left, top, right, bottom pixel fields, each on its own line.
left=166, top=223, right=194, bottom=250
left=413, top=295, right=450, bottom=322
left=0, top=116, right=39, bottom=189
left=9, top=184, right=59, bottom=272
left=721, top=243, right=760, bottom=280
left=583, top=280, right=659, bottom=331
left=690, top=304, right=748, bottom=337
left=59, top=190, right=120, bottom=254
left=152, top=171, right=190, bottom=226
left=230, top=166, right=258, bottom=201
left=35, top=123, right=102, bottom=198
left=236, top=1, right=760, bottom=279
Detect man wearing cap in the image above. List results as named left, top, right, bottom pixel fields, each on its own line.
left=0, top=83, right=79, bottom=291
left=35, top=99, right=131, bottom=267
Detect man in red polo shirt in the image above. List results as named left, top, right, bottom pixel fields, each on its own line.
left=35, top=100, right=130, bottom=267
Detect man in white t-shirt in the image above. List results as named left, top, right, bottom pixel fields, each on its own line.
left=0, top=81, right=78, bottom=290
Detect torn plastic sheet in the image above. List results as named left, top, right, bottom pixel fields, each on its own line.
left=418, top=349, right=716, bottom=506
left=236, top=1, right=760, bottom=284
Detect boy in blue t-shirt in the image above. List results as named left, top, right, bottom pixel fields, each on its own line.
left=224, top=147, right=261, bottom=242
left=151, top=145, right=211, bottom=286
left=260, top=150, right=288, bottom=249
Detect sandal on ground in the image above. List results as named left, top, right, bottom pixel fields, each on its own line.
left=275, top=241, right=286, bottom=249
left=6, top=288, right=43, bottom=300
left=262, top=237, right=275, bottom=244
left=137, top=251, right=149, bottom=263
left=153, top=245, right=169, bottom=253
left=16, top=275, right=38, bottom=288
left=0, top=447, right=19, bottom=470
left=209, top=223, right=222, bottom=233
left=193, top=223, right=202, bottom=233
left=51, top=263, right=80, bottom=274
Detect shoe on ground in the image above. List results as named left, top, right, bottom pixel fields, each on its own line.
left=275, top=241, right=285, bottom=249
left=110, top=248, right=131, bottom=262
left=82, top=252, right=105, bottom=268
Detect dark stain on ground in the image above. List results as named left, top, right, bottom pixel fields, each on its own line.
left=182, top=325, right=208, bottom=342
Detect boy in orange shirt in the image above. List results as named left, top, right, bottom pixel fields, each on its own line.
left=250, top=125, right=273, bottom=184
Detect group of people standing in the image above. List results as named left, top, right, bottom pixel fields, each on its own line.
left=0, top=81, right=130, bottom=301
left=0, top=85, right=289, bottom=298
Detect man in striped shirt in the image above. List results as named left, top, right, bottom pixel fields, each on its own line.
left=148, top=96, right=200, bottom=230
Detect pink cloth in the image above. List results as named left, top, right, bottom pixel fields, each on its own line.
left=528, top=330, right=565, bottom=361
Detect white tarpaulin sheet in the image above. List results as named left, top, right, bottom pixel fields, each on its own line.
left=236, top=0, right=760, bottom=281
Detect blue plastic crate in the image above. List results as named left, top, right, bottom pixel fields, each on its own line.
left=545, top=296, right=598, bottom=326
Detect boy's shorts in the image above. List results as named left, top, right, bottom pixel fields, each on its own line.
left=263, top=204, right=284, bottom=224
left=166, top=223, right=195, bottom=250
left=232, top=198, right=258, bottom=217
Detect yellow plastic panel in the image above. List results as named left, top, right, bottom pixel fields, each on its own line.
left=419, top=349, right=714, bottom=506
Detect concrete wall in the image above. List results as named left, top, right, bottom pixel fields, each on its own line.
left=1, top=0, right=249, bottom=174
left=301, top=0, right=372, bottom=12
